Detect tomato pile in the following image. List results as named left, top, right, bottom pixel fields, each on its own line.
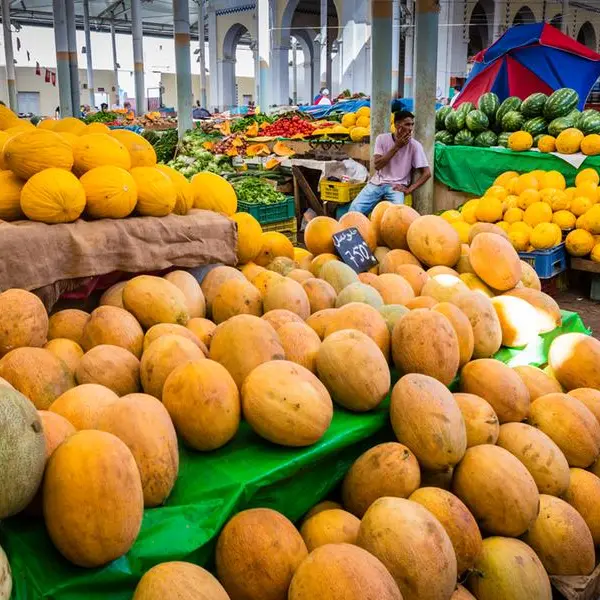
left=262, top=116, right=316, bottom=137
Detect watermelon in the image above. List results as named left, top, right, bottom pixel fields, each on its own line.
left=497, top=132, right=511, bottom=147
left=544, top=88, right=579, bottom=120
left=578, top=110, right=600, bottom=135
left=501, top=110, right=525, bottom=132
left=548, top=116, right=576, bottom=137
left=454, top=129, right=475, bottom=146
left=521, top=93, right=548, bottom=118
left=436, top=107, right=452, bottom=131
left=523, top=117, right=547, bottom=137
left=445, top=110, right=465, bottom=134
left=533, top=134, right=546, bottom=148
left=465, top=110, right=489, bottom=133
left=496, top=97, right=523, bottom=125
left=478, top=92, right=500, bottom=121
left=457, top=102, right=475, bottom=116
left=435, top=130, right=454, bottom=145
left=474, top=131, right=498, bottom=148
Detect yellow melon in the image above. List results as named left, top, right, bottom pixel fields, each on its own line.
left=254, top=232, right=294, bottom=266
left=0, top=289, right=49, bottom=356
left=406, top=215, right=461, bottom=267
left=277, top=322, right=321, bottom=373
left=76, top=345, right=140, bottom=396
left=142, top=323, right=205, bottom=354
left=0, top=170, right=24, bottom=221
left=490, top=295, right=539, bottom=348
left=569, top=388, right=600, bottom=424
left=191, top=171, right=237, bottom=216
left=392, top=264, right=429, bottom=295
left=201, top=266, right=246, bottom=315
left=503, top=287, right=561, bottom=333
left=379, top=249, right=422, bottom=273
left=43, top=338, right=84, bottom=374
left=261, top=308, right=304, bottom=332
left=470, top=232, right=521, bottom=291
left=48, top=383, right=118, bottom=430
left=99, top=282, right=127, bottom=309
left=263, top=278, right=310, bottom=319
left=420, top=274, right=470, bottom=303
left=53, top=117, right=86, bottom=135
left=453, top=392, right=499, bottom=447
left=80, top=166, right=138, bottom=219
left=379, top=205, right=420, bottom=250
left=548, top=333, right=600, bottom=391
left=109, top=129, right=156, bottom=166
left=130, top=167, right=176, bottom=217
left=513, top=365, right=562, bottom=401
left=186, top=317, right=216, bottom=349
left=154, top=164, right=194, bottom=215
left=563, top=468, right=600, bottom=545
left=301, top=278, right=337, bottom=313
left=47, top=309, right=89, bottom=345
left=72, top=134, right=131, bottom=175
left=211, top=278, right=262, bottom=324
left=163, top=270, right=205, bottom=319
left=305, top=309, right=337, bottom=339
left=231, top=212, right=263, bottom=264
left=370, top=200, right=392, bottom=244
left=519, top=260, right=542, bottom=290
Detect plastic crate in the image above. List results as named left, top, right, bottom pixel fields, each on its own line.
left=262, top=217, right=297, bottom=244
left=518, top=243, right=567, bottom=279
left=320, top=180, right=366, bottom=203
left=237, top=196, right=296, bottom=225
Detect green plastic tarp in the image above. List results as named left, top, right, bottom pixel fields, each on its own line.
left=434, top=144, right=600, bottom=197
left=0, top=310, right=590, bottom=600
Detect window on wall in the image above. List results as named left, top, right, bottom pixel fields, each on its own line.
left=17, top=91, right=40, bottom=115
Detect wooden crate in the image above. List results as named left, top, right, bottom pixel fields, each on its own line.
left=551, top=562, right=600, bottom=600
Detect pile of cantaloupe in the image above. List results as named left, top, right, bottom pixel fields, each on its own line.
left=446, top=167, right=600, bottom=257
left=2, top=199, right=600, bottom=599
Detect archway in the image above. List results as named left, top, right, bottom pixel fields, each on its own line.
left=578, top=22, right=597, bottom=50
left=221, top=23, right=250, bottom=108
left=513, top=6, right=535, bottom=25
left=468, top=1, right=491, bottom=57
left=291, top=29, right=315, bottom=103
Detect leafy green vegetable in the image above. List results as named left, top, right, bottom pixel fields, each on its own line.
left=232, top=177, right=286, bottom=205
left=84, top=111, right=120, bottom=123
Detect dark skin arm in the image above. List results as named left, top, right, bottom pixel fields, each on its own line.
left=373, top=131, right=411, bottom=171
left=394, top=166, right=432, bottom=194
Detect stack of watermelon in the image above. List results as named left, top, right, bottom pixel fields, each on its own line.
left=435, top=88, right=600, bottom=149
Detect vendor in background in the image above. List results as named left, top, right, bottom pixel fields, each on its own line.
left=347, top=110, right=431, bottom=214
left=192, top=101, right=211, bottom=120
left=313, top=89, right=332, bottom=106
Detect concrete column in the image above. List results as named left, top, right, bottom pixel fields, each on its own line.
left=251, top=42, right=259, bottom=105
left=351, top=0, right=370, bottom=94
left=219, top=58, right=236, bottom=108
left=131, top=0, right=145, bottom=114
left=391, top=0, right=400, bottom=98
left=320, top=0, right=328, bottom=88
left=83, top=0, right=95, bottom=107
left=492, top=0, right=504, bottom=40
left=398, top=2, right=406, bottom=97
left=110, top=22, right=120, bottom=106
left=404, top=4, right=414, bottom=97
left=1, top=0, right=17, bottom=111
left=413, top=0, right=439, bottom=214
left=65, top=0, right=80, bottom=113
left=292, top=39, right=298, bottom=104
left=273, top=45, right=290, bottom=105
left=173, top=0, right=193, bottom=137
left=197, top=0, right=207, bottom=107
left=53, top=0, right=73, bottom=117
left=561, top=0, right=569, bottom=34
left=207, top=2, right=219, bottom=110
left=257, top=0, right=270, bottom=110
left=370, top=0, right=392, bottom=170
left=313, top=40, right=321, bottom=99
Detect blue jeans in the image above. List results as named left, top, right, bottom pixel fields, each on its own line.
left=348, top=183, right=405, bottom=215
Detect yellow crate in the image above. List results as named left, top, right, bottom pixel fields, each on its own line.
left=320, top=180, right=366, bottom=203
left=262, top=217, right=297, bottom=244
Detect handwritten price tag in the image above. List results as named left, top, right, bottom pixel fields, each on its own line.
left=332, top=227, right=378, bottom=273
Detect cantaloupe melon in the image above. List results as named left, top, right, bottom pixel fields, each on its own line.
left=304, top=216, right=341, bottom=255
left=370, top=200, right=393, bottom=244
left=490, top=295, right=539, bottom=347
left=209, top=315, right=284, bottom=388
left=99, top=282, right=127, bottom=309
left=309, top=253, right=339, bottom=277
left=459, top=273, right=494, bottom=297
left=0, top=387, right=46, bottom=518
left=563, top=468, right=600, bottom=545
left=378, top=304, right=410, bottom=333
left=460, top=359, right=530, bottom=423
left=324, top=302, right=390, bottom=360
left=409, top=487, right=483, bottom=576
left=299, top=509, right=361, bottom=552
left=0, top=289, right=49, bottom=356
left=391, top=309, right=460, bottom=385
left=339, top=211, right=377, bottom=250
left=503, top=288, right=561, bottom=333
left=392, top=264, right=428, bottom=295
left=406, top=215, right=461, bottom=267
left=342, top=442, right=420, bottom=518
left=451, top=292, right=502, bottom=358
left=470, top=233, right=522, bottom=291
left=569, top=388, right=600, bottom=423
left=47, top=309, right=89, bottom=344
left=267, top=257, right=297, bottom=276
left=43, top=430, right=144, bottom=568
left=263, top=278, right=310, bottom=319
left=164, top=270, right=206, bottom=318
left=358, top=497, right=457, bottom=600
left=335, top=282, right=384, bottom=309
left=287, top=269, right=314, bottom=284
left=80, top=306, right=144, bottom=358
left=373, top=246, right=390, bottom=265
left=548, top=333, right=600, bottom=391
left=456, top=246, right=475, bottom=275
left=529, top=393, right=600, bottom=467
left=380, top=205, right=419, bottom=250
left=163, top=359, right=240, bottom=451
left=453, top=392, right=499, bottom=447
left=0, top=347, right=75, bottom=410
left=369, top=273, right=414, bottom=305
left=242, top=360, right=332, bottom=446
left=293, top=248, right=313, bottom=271
left=513, top=365, right=563, bottom=401
left=44, top=338, right=84, bottom=374
left=254, top=232, right=294, bottom=266
left=452, top=444, right=540, bottom=536
left=391, top=374, right=466, bottom=470
left=261, top=308, right=304, bottom=331
left=406, top=296, right=437, bottom=309
left=140, top=335, right=206, bottom=400
left=240, top=262, right=265, bottom=281
left=216, top=508, right=308, bottom=600
left=303, top=501, right=342, bottom=522
left=186, top=318, right=217, bottom=348
left=97, top=393, right=179, bottom=507
left=123, top=275, right=190, bottom=328
left=212, top=278, right=263, bottom=324
left=428, top=266, right=460, bottom=277
left=142, top=323, right=205, bottom=353
left=496, top=422, right=570, bottom=496
left=432, top=302, right=474, bottom=367
left=520, top=260, right=542, bottom=290
left=132, top=561, right=230, bottom=600
left=76, top=345, right=140, bottom=396
left=306, top=309, right=337, bottom=339
left=288, top=543, right=403, bottom=600
left=49, top=384, right=118, bottom=430
left=251, top=270, right=285, bottom=298
left=301, top=278, right=336, bottom=313
left=379, top=249, right=421, bottom=273
left=201, top=266, right=246, bottom=315
left=522, top=494, right=595, bottom=576
left=319, top=261, right=359, bottom=294
left=316, top=329, right=390, bottom=412
left=467, top=537, right=551, bottom=600
left=276, top=322, right=321, bottom=373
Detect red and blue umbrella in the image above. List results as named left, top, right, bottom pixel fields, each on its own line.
left=455, top=23, right=600, bottom=108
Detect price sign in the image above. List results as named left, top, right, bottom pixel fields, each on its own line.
left=332, top=227, right=378, bottom=273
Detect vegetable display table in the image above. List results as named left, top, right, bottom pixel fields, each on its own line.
left=434, top=144, right=600, bottom=197
left=0, top=311, right=589, bottom=600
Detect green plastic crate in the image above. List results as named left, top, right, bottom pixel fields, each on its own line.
left=237, top=195, right=296, bottom=224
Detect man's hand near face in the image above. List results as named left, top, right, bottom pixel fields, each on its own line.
left=394, top=131, right=411, bottom=149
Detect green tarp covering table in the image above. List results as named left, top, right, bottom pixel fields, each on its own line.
left=434, top=144, right=600, bottom=197
left=0, top=311, right=590, bottom=600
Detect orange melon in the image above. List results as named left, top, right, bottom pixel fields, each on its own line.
left=75, top=345, right=140, bottom=396
left=379, top=249, right=421, bottom=273
left=261, top=308, right=304, bottom=331
left=380, top=205, right=420, bottom=250
left=301, top=278, right=337, bottom=313
left=569, top=388, right=600, bottom=423
left=254, top=232, right=294, bottom=266
left=391, top=373, right=466, bottom=470
left=142, top=323, right=205, bottom=354
left=99, top=282, right=126, bottom=309
left=503, top=288, right=561, bottom=334
left=306, top=309, right=337, bottom=339
left=342, top=442, right=420, bottom=517
left=303, top=501, right=343, bottom=522
left=212, top=278, right=262, bottom=324
left=251, top=270, right=284, bottom=298
left=293, top=248, right=313, bottom=271
left=454, top=392, right=499, bottom=447
left=432, top=302, right=474, bottom=367
left=263, top=278, right=310, bottom=319
left=0, top=289, right=48, bottom=356
left=309, top=253, right=339, bottom=277
left=304, top=216, right=341, bottom=255
left=548, top=333, right=600, bottom=391
left=470, top=233, right=522, bottom=291
left=370, top=200, right=393, bottom=245
left=47, top=309, right=89, bottom=345
left=163, top=271, right=206, bottom=319
left=240, top=262, right=265, bottom=281
left=287, top=269, right=314, bottom=283
left=513, top=365, right=562, bottom=401
left=369, top=273, right=414, bottom=305
left=339, top=211, right=377, bottom=250
left=200, top=266, right=246, bottom=316
left=48, top=383, right=118, bottom=430
left=186, top=318, right=217, bottom=348
left=43, top=338, right=84, bottom=374
left=406, top=215, right=461, bottom=267
left=277, top=322, right=321, bottom=373
left=163, top=359, right=240, bottom=451
left=406, top=296, right=437, bottom=309
left=563, top=468, right=600, bottom=545
left=389, top=264, right=428, bottom=295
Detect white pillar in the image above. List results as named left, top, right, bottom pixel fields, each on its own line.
left=561, top=0, right=569, bottom=34
left=110, top=22, right=120, bottom=106
left=492, top=0, right=504, bottom=40
left=320, top=0, right=328, bottom=89
left=197, top=0, right=207, bottom=108
left=273, top=45, right=290, bottom=105
left=1, top=0, right=17, bottom=111
left=131, top=0, right=145, bottom=114
left=219, top=58, right=236, bottom=108
left=83, top=0, right=95, bottom=107
left=53, top=0, right=73, bottom=116
left=173, top=0, right=193, bottom=137
left=65, top=0, right=80, bottom=112
left=207, top=2, right=219, bottom=110
left=292, top=39, right=298, bottom=104
left=392, top=0, right=400, bottom=98
left=257, top=0, right=271, bottom=110
left=313, top=40, right=321, bottom=98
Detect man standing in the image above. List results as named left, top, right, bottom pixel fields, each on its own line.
left=348, top=110, right=431, bottom=214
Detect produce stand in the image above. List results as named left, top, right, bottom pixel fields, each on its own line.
left=0, top=311, right=589, bottom=600
left=570, top=258, right=600, bottom=300
left=0, top=211, right=237, bottom=309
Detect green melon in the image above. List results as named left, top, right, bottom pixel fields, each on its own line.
left=496, top=97, right=523, bottom=126
left=544, top=88, right=579, bottom=120
left=466, top=110, right=490, bottom=133
left=523, top=117, right=547, bottom=137
left=436, top=107, right=452, bottom=131
left=0, top=386, right=46, bottom=518
left=497, top=132, right=511, bottom=147
left=501, top=110, right=525, bottom=132
left=478, top=93, right=500, bottom=121
left=457, top=102, right=475, bottom=116
left=474, top=131, right=498, bottom=148
left=445, top=110, right=466, bottom=134
left=521, top=93, right=548, bottom=118
left=548, top=116, right=576, bottom=137
left=454, top=129, right=475, bottom=146
left=435, top=130, right=454, bottom=145
left=533, top=134, right=546, bottom=148
left=578, top=110, right=600, bottom=135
